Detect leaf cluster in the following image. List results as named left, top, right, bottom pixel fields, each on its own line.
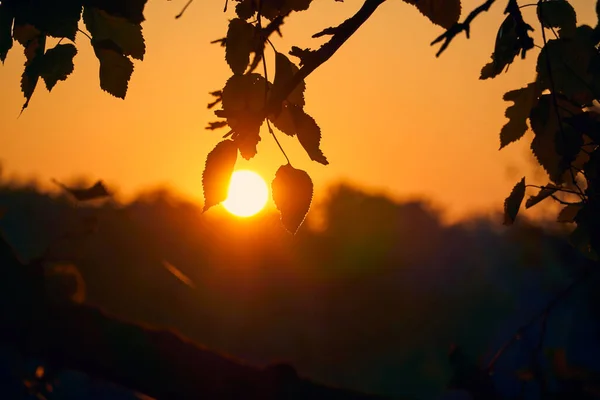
left=0, top=0, right=147, bottom=111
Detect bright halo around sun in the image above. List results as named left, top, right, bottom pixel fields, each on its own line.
left=222, top=170, right=269, bottom=217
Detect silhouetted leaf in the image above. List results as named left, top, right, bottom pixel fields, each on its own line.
left=92, top=39, right=134, bottom=99
left=260, top=0, right=312, bottom=20
left=272, top=164, right=313, bottom=234
left=529, top=94, right=583, bottom=183
left=270, top=103, right=296, bottom=136
left=500, top=83, right=540, bottom=149
left=272, top=51, right=305, bottom=107
left=13, top=0, right=82, bottom=40
left=480, top=14, right=533, bottom=80
left=12, top=23, right=39, bottom=47
left=206, top=121, right=228, bottom=130
left=525, top=184, right=559, bottom=208
left=537, top=0, right=577, bottom=38
left=83, top=7, right=145, bottom=61
left=289, top=106, right=328, bottom=165
left=53, top=179, right=111, bottom=201
left=503, top=177, right=525, bottom=225
left=225, top=18, right=255, bottom=75
left=87, top=0, right=148, bottom=24
left=20, top=32, right=46, bottom=111
left=39, top=44, right=77, bottom=91
left=235, top=0, right=255, bottom=20
left=402, top=0, right=461, bottom=30
left=202, top=140, right=238, bottom=212
left=537, top=36, right=596, bottom=105
left=557, top=203, right=582, bottom=223
left=0, top=4, right=13, bottom=63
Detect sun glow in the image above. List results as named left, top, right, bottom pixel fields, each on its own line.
left=222, top=170, right=269, bottom=217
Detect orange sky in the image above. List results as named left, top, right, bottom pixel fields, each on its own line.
left=0, top=0, right=596, bottom=220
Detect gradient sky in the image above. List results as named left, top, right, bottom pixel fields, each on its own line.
left=0, top=0, right=596, bottom=220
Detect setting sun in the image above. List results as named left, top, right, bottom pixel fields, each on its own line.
left=222, top=170, right=269, bottom=217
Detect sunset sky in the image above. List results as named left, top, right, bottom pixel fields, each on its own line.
left=0, top=0, right=596, bottom=220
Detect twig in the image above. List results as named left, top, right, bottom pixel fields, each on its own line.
left=431, top=0, right=496, bottom=57
left=175, top=0, right=194, bottom=19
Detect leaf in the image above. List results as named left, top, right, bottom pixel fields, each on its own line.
left=499, top=83, right=540, bottom=149
left=92, top=39, right=134, bottom=99
left=503, top=177, right=525, bottom=225
left=13, top=0, right=82, bottom=40
left=52, top=179, right=111, bottom=201
left=202, top=140, right=238, bottom=212
left=557, top=203, right=583, bottom=223
left=225, top=18, right=255, bottom=75
left=529, top=94, right=583, bottom=183
left=20, top=32, right=46, bottom=112
left=525, top=184, right=559, bottom=208
left=272, top=52, right=305, bottom=107
left=39, top=44, right=77, bottom=91
left=272, top=164, right=313, bottom=234
left=235, top=0, right=255, bottom=20
left=87, top=0, right=148, bottom=24
left=537, top=0, right=577, bottom=38
left=0, top=3, right=13, bottom=63
left=83, top=7, right=145, bottom=61
left=289, top=106, right=328, bottom=165
left=402, top=0, right=461, bottom=30
left=536, top=37, right=596, bottom=105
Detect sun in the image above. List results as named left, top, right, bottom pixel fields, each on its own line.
left=222, top=170, right=269, bottom=217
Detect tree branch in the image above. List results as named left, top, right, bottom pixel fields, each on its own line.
left=265, top=0, right=386, bottom=116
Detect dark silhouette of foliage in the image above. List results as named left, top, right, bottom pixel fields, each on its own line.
left=271, top=164, right=313, bottom=234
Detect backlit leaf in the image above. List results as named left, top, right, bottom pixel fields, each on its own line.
left=289, top=106, right=328, bottom=165
left=20, top=32, right=46, bottom=111
left=503, top=177, right=525, bottom=225
left=52, top=179, right=111, bottom=201
left=529, top=94, right=583, bottom=183
left=0, top=3, right=13, bottom=63
left=272, top=51, right=305, bottom=107
left=202, top=140, right=238, bottom=212
left=83, top=7, right=145, bottom=61
left=39, top=44, right=77, bottom=91
left=537, top=0, right=577, bottom=38
left=557, top=203, right=582, bottom=223
left=87, top=0, right=148, bottom=24
left=500, top=83, right=540, bottom=149
left=525, top=184, right=559, bottom=209
left=272, top=164, right=313, bottom=234
left=13, top=0, right=82, bottom=40
left=402, top=0, right=461, bottom=29
left=92, top=39, right=134, bottom=99
left=225, top=18, right=255, bottom=75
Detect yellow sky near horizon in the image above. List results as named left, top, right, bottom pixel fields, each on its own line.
left=0, top=0, right=596, bottom=221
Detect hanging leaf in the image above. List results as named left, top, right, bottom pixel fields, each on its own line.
left=480, top=14, right=529, bottom=80
left=272, top=164, right=313, bottom=234
left=202, top=140, right=238, bottom=212
left=83, top=7, right=145, bottom=61
left=87, top=0, right=148, bottom=24
left=557, top=203, right=583, bottom=223
left=272, top=52, right=305, bottom=107
left=537, top=0, right=577, bottom=38
left=499, top=83, right=540, bottom=149
left=39, top=43, right=77, bottom=91
left=225, top=18, right=255, bottom=75
left=92, top=39, right=134, bottom=99
left=402, top=0, right=461, bottom=30
left=503, top=177, right=525, bottom=225
left=52, top=179, right=111, bottom=201
left=289, top=106, right=328, bottom=165
left=525, top=184, right=559, bottom=208
left=0, top=3, right=13, bottom=63
left=536, top=36, right=596, bottom=105
left=20, top=32, right=46, bottom=112
left=529, top=94, right=583, bottom=183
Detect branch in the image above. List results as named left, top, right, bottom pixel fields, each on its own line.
left=431, top=0, right=497, bottom=57
left=265, top=0, right=386, bottom=116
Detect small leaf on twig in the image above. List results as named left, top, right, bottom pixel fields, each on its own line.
left=272, top=164, right=313, bottom=234
left=503, top=177, right=525, bottom=225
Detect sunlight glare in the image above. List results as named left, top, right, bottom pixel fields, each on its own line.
left=222, top=170, right=269, bottom=217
